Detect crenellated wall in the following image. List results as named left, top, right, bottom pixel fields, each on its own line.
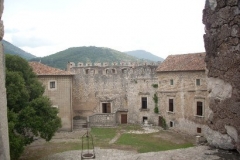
left=0, top=0, right=10, bottom=159
left=203, top=0, right=240, bottom=152
left=69, top=62, right=160, bottom=125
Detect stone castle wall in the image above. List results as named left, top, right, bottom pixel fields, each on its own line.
left=0, top=0, right=10, bottom=159
left=203, top=0, right=240, bottom=152
left=69, top=62, right=159, bottom=125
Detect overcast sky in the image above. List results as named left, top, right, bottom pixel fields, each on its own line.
left=3, top=0, right=206, bottom=59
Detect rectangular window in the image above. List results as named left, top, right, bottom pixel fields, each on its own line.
left=85, top=69, right=89, bottom=74
left=141, top=97, right=147, bottom=109
left=50, top=81, right=55, bottom=89
left=169, top=99, right=174, bottom=112
left=197, top=127, right=202, bottom=133
left=102, top=103, right=111, bottom=113
left=196, top=102, right=203, bottom=116
left=170, top=79, right=174, bottom=85
left=196, top=79, right=201, bottom=86
left=112, top=69, right=116, bottom=74
left=170, top=121, right=174, bottom=127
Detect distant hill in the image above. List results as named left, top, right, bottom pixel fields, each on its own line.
left=30, top=46, right=141, bottom=70
left=2, top=40, right=36, bottom=60
left=125, top=50, right=164, bottom=62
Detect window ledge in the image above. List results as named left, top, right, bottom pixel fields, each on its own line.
left=195, top=115, right=204, bottom=118
left=167, top=111, right=175, bottom=114
left=140, top=108, right=150, bottom=111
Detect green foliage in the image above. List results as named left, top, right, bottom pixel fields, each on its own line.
left=5, top=55, right=61, bottom=159
left=162, top=118, right=167, bottom=130
left=153, top=93, right=159, bottom=113
left=30, top=46, right=141, bottom=69
left=154, top=107, right=159, bottom=114
left=152, top=84, right=158, bottom=88
left=153, top=93, right=158, bottom=104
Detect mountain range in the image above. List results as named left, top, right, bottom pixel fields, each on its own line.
left=2, top=40, right=36, bottom=60
left=30, top=46, right=142, bottom=69
left=2, top=40, right=164, bottom=69
left=125, top=50, right=164, bottom=62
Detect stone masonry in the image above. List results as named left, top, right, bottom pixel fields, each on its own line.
left=68, top=61, right=160, bottom=126
left=0, top=0, right=10, bottom=159
left=203, top=0, right=240, bottom=152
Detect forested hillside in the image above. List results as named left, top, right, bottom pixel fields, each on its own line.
left=2, top=40, right=36, bottom=60
left=31, top=46, right=141, bottom=69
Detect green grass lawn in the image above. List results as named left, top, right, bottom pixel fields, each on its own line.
left=116, top=133, right=193, bottom=153
left=90, top=125, right=194, bottom=153
left=20, top=125, right=194, bottom=160
left=90, top=127, right=117, bottom=148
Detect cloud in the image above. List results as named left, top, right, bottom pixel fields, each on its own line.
left=12, top=35, right=54, bottom=48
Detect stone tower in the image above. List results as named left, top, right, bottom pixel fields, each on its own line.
left=203, top=0, right=240, bottom=152
left=0, top=0, right=10, bottom=159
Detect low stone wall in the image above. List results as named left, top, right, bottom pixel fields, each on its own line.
left=89, top=113, right=116, bottom=127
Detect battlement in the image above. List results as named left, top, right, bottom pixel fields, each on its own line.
left=68, top=61, right=160, bottom=69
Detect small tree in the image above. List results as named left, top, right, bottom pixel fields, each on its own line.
left=5, top=55, right=61, bottom=159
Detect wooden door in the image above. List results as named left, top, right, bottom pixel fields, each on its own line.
left=158, top=116, right=163, bottom=127
left=121, top=114, right=127, bottom=124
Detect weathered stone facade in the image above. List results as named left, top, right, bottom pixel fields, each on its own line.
left=156, top=53, right=210, bottom=136
left=69, top=61, right=160, bottom=126
left=0, top=0, right=10, bottom=159
left=203, top=0, right=240, bottom=152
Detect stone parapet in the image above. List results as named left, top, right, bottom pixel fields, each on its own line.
left=0, top=0, right=10, bottom=159
left=89, top=113, right=116, bottom=127
left=203, top=0, right=240, bottom=152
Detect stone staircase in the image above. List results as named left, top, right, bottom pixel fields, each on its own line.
left=73, top=119, right=88, bottom=130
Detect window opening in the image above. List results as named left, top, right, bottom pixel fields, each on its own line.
left=170, top=121, right=174, bottom=127
left=122, top=68, right=127, bottom=73
left=102, top=103, right=111, bottom=113
left=141, top=97, right=147, bottom=109
left=196, top=101, right=203, bottom=116
left=169, top=99, right=174, bottom=112
left=85, top=69, right=89, bottom=74
left=142, top=116, right=148, bottom=123
left=197, top=127, right=202, bottom=133
left=196, top=79, right=201, bottom=86
left=112, top=69, right=116, bottom=74
left=50, top=81, right=55, bottom=89
left=170, top=79, right=174, bottom=85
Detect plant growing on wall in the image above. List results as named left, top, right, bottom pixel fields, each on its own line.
left=153, top=93, right=159, bottom=113
left=152, top=84, right=158, bottom=88
left=162, top=118, right=167, bottom=130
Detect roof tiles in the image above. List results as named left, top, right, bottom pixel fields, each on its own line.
left=29, top=62, right=74, bottom=76
left=156, top=53, right=206, bottom=72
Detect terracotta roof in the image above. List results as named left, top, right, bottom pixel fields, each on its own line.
left=29, top=62, right=74, bottom=76
left=156, top=53, right=206, bottom=72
